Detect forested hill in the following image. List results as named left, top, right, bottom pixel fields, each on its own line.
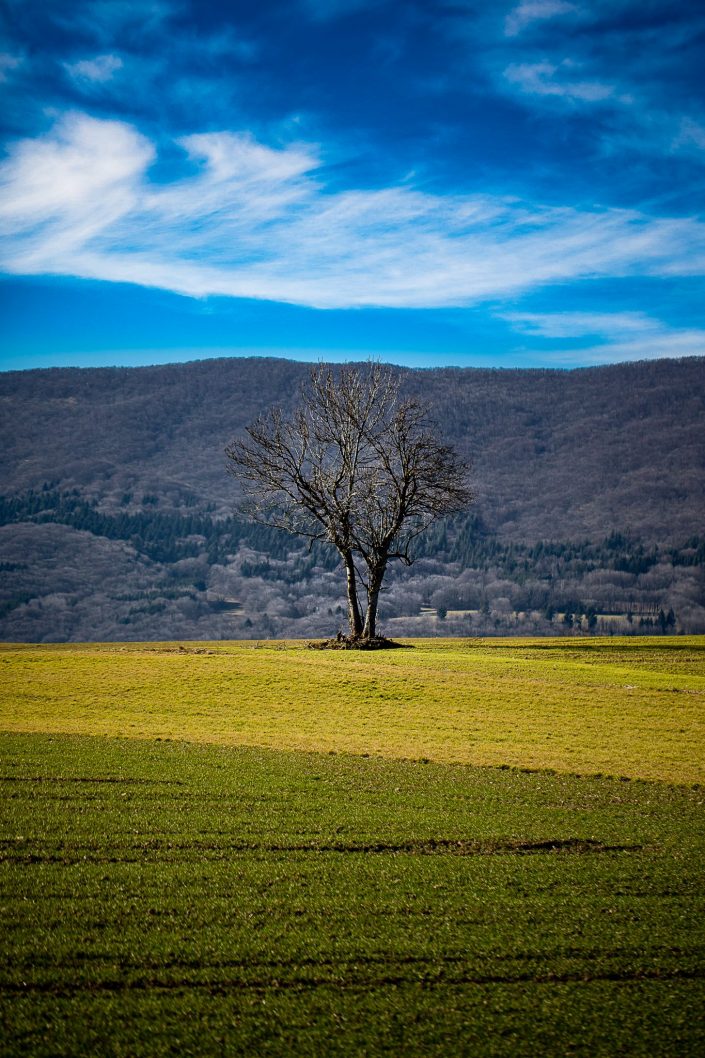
left=1, top=355, right=703, bottom=542
left=1, top=356, right=704, bottom=642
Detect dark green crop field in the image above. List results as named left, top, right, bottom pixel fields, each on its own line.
left=1, top=732, right=703, bottom=1057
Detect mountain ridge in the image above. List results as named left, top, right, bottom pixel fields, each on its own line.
left=1, top=355, right=703, bottom=641
left=2, top=354, right=703, bottom=541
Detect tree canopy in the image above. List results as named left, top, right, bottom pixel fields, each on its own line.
left=225, top=362, right=472, bottom=643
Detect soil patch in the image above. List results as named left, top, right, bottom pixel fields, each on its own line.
left=308, top=633, right=412, bottom=651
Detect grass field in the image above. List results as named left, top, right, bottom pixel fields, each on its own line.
left=2, top=636, right=704, bottom=783
left=1, top=636, right=704, bottom=1055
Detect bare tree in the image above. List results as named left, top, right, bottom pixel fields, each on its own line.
left=225, top=362, right=472, bottom=643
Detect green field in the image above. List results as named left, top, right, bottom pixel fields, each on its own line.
left=1, top=637, right=704, bottom=1055
left=2, top=637, right=704, bottom=783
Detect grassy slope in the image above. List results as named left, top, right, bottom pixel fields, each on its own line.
left=1, top=733, right=704, bottom=1058
left=2, top=636, right=704, bottom=784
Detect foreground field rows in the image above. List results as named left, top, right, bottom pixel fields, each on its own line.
left=1, top=733, right=704, bottom=1057
left=2, top=636, right=704, bottom=784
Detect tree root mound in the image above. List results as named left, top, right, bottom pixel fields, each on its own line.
left=308, top=633, right=412, bottom=651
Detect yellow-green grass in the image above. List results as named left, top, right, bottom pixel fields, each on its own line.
left=1, top=636, right=703, bottom=785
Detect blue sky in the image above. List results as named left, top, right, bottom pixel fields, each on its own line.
left=1, top=0, right=705, bottom=370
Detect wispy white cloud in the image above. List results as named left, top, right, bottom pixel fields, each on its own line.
left=56, top=0, right=176, bottom=44
left=502, top=309, right=705, bottom=364
left=1, top=113, right=705, bottom=310
left=673, top=118, right=705, bottom=153
left=533, top=329, right=705, bottom=365
left=504, top=1, right=576, bottom=38
left=64, top=53, right=124, bottom=84
left=0, top=113, right=154, bottom=257
left=488, top=3, right=705, bottom=167
left=504, top=60, right=616, bottom=103
left=0, top=52, right=22, bottom=83
left=502, top=310, right=658, bottom=339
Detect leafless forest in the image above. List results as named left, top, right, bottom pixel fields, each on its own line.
left=1, top=356, right=703, bottom=641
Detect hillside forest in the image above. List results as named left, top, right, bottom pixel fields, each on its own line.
left=0, top=356, right=703, bottom=642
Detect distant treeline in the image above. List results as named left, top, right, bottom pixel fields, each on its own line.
left=2, top=487, right=703, bottom=578
left=0, top=488, right=337, bottom=569
left=418, top=518, right=705, bottom=577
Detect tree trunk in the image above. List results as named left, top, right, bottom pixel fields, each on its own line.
left=343, top=551, right=363, bottom=638
left=362, top=559, right=387, bottom=639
